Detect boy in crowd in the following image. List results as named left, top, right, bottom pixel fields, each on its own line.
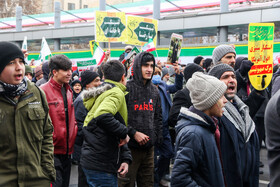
left=119, top=52, right=162, bottom=187
left=80, top=60, right=131, bottom=187
left=171, top=72, right=227, bottom=187
left=40, top=55, right=77, bottom=187
left=0, top=41, right=55, bottom=186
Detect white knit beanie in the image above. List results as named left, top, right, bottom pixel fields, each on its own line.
left=212, top=45, right=236, bottom=65
left=187, top=72, right=227, bottom=111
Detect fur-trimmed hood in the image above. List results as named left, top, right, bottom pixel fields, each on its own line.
left=82, top=83, right=113, bottom=111
left=82, top=83, right=113, bottom=101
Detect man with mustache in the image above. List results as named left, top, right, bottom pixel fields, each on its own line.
left=41, top=55, right=77, bottom=187
left=208, top=64, right=260, bottom=187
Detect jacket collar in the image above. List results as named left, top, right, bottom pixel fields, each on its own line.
left=179, top=106, right=216, bottom=133
left=105, top=79, right=128, bottom=95
left=49, top=77, right=71, bottom=91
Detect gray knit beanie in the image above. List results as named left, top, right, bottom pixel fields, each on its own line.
left=212, top=45, right=236, bottom=65
left=187, top=72, right=227, bottom=111
left=208, top=64, right=235, bottom=79
left=161, top=67, right=169, bottom=78
left=168, top=66, right=176, bottom=77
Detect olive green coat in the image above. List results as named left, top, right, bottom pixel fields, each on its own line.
left=0, top=81, right=55, bottom=187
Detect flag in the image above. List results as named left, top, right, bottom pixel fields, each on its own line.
left=132, top=46, right=140, bottom=54
left=77, top=60, right=97, bottom=72
left=142, top=39, right=156, bottom=52
left=22, top=36, right=27, bottom=50
left=89, top=40, right=105, bottom=66
left=38, top=37, right=52, bottom=63
left=22, top=36, right=28, bottom=63
left=121, top=46, right=140, bottom=64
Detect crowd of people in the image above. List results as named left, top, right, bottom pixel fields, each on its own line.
left=1, top=41, right=280, bottom=187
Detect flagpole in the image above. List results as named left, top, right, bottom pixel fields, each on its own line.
left=108, top=42, right=111, bottom=61
left=155, top=49, right=159, bottom=61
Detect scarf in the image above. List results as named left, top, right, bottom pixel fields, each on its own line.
left=0, top=77, right=28, bottom=97
left=223, top=95, right=255, bottom=142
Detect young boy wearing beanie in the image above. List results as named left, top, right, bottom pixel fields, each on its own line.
left=73, top=70, right=101, bottom=187
left=0, top=41, right=55, bottom=186
left=171, top=72, right=227, bottom=187
left=25, top=65, right=33, bottom=80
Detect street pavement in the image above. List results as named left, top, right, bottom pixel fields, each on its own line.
left=69, top=148, right=270, bottom=187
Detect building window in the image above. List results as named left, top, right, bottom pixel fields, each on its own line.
left=68, top=3, right=75, bottom=10
left=84, top=5, right=88, bottom=8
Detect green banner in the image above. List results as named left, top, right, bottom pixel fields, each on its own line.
left=249, top=26, right=274, bottom=41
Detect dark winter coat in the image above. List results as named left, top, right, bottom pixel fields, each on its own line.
left=168, top=88, right=192, bottom=128
left=235, top=70, right=265, bottom=118
left=73, top=92, right=88, bottom=146
left=126, top=52, right=162, bottom=150
left=219, top=116, right=259, bottom=187
left=158, top=73, right=183, bottom=135
left=219, top=96, right=259, bottom=187
left=265, top=89, right=280, bottom=187
left=80, top=81, right=132, bottom=174
left=171, top=106, right=225, bottom=187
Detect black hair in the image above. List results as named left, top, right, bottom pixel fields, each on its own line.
left=97, top=62, right=105, bottom=80
left=49, top=55, right=72, bottom=76
left=103, top=60, right=125, bottom=82
left=141, top=52, right=155, bottom=66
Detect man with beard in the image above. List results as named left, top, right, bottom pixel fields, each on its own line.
left=212, top=45, right=236, bottom=68
left=208, top=64, right=260, bottom=187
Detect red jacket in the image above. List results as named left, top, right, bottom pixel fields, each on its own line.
left=41, top=78, right=77, bottom=155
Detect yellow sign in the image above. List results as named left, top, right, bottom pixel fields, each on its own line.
left=126, top=15, right=158, bottom=46
left=95, top=11, right=127, bottom=42
left=248, top=23, right=274, bottom=90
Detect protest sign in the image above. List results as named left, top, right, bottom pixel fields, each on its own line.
left=248, top=23, right=274, bottom=90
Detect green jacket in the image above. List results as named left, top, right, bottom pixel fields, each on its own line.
left=0, top=81, right=55, bottom=187
left=83, top=79, right=128, bottom=127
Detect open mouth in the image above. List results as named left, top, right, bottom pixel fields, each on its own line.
left=15, top=74, right=23, bottom=80
left=227, top=85, right=235, bottom=92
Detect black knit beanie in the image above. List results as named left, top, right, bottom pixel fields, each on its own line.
left=81, top=70, right=99, bottom=88
left=208, top=63, right=235, bottom=79
left=0, top=42, right=25, bottom=74
left=183, top=63, right=204, bottom=82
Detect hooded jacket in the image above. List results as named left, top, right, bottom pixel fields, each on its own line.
left=80, top=80, right=132, bottom=173
left=126, top=52, right=162, bottom=149
left=171, top=106, right=225, bottom=187
left=36, top=62, right=50, bottom=87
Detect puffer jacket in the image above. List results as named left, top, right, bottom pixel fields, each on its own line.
left=171, top=106, right=225, bottom=187
left=40, top=77, right=77, bottom=155
left=126, top=51, right=162, bottom=150
left=80, top=80, right=132, bottom=173
left=0, top=81, right=55, bottom=186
